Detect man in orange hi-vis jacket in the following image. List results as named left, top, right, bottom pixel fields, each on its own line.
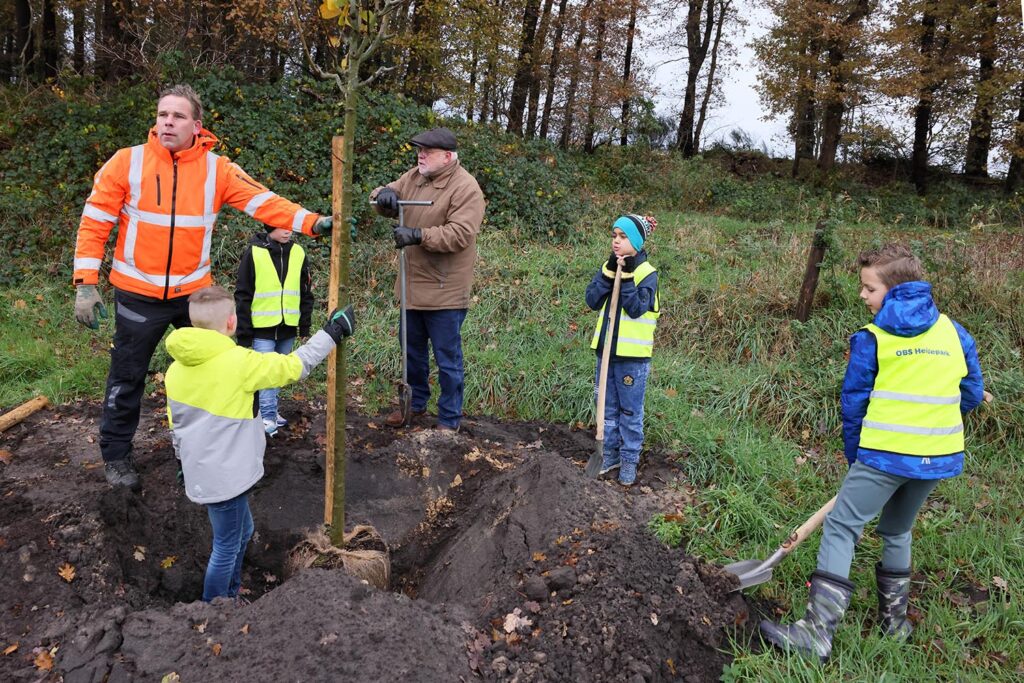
left=73, top=84, right=333, bottom=491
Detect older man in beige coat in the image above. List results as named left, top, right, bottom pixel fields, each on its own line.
left=370, top=128, right=485, bottom=431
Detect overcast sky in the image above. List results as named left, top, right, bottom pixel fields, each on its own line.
left=640, top=1, right=790, bottom=155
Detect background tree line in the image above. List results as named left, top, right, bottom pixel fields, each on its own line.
left=1, top=0, right=1022, bottom=191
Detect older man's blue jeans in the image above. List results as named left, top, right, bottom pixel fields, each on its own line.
left=403, top=309, right=467, bottom=429
left=203, top=492, right=254, bottom=601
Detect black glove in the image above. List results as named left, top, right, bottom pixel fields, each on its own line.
left=604, top=253, right=635, bottom=274
left=323, top=304, right=356, bottom=343
left=237, top=335, right=253, bottom=348
left=393, top=227, right=422, bottom=249
left=605, top=252, right=618, bottom=274
left=299, top=326, right=310, bottom=338
left=375, top=188, right=399, bottom=218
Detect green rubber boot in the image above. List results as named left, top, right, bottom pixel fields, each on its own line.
left=876, top=563, right=913, bottom=639
left=760, top=570, right=855, bottom=662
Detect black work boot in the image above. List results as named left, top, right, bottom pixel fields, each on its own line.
left=876, top=563, right=913, bottom=639
left=104, top=456, right=141, bottom=491
left=760, top=570, right=855, bottom=662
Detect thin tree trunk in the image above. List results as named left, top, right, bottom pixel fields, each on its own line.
left=694, top=0, right=729, bottom=153
left=540, top=0, right=569, bottom=140
left=14, top=0, right=33, bottom=80
left=816, top=0, right=871, bottom=173
left=1005, top=81, right=1024, bottom=193
left=794, top=218, right=830, bottom=323
left=40, top=0, right=60, bottom=79
left=584, top=3, right=606, bottom=153
left=619, top=0, right=638, bottom=147
left=72, top=1, right=86, bottom=73
left=467, top=39, right=479, bottom=122
left=559, top=0, right=593, bottom=149
left=526, top=0, right=555, bottom=138
left=791, top=51, right=817, bottom=177
left=507, top=0, right=542, bottom=134
left=964, top=0, right=997, bottom=178
left=677, top=0, right=713, bottom=157
left=911, top=6, right=937, bottom=196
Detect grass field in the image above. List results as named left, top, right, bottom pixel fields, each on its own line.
left=2, top=210, right=1022, bottom=680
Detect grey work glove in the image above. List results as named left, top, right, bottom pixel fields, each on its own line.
left=74, top=285, right=108, bottom=329
left=322, top=304, right=356, bottom=343
left=312, top=215, right=333, bottom=236
left=374, top=188, right=400, bottom=218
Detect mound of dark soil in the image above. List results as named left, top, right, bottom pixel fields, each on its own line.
left=0, top=399, right=749, bottom=682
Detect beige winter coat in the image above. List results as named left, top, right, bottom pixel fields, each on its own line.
left=372, top=160, right=485, bottom=310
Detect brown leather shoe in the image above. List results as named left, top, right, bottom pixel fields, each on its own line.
left=384, top=408, right=425, bottom=427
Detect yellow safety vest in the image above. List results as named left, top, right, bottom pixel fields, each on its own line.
left=250, top=244, right=304, bottom=328
left=590, top=261, right=660, bottom=358
left=859, top=314, right=967, bottom=456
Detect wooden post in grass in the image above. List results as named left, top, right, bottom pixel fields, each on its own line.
left=794, top=217, right=830, bottom=323
left=324, top=136, right=350, bottom=536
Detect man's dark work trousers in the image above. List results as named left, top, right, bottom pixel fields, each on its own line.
left=100, top=290, right=191, bottom=463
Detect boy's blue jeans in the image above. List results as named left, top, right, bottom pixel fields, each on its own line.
left=594, top=359, right=650, bottom=465
left=203, top=492, right=254, bottom=601
left=403, top=309, right=467, bottom=429
left=817, top=461, right=940, bottom=578
left=252, top=337, right=295, bottom=422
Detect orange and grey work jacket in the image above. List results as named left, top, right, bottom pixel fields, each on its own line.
left=74, top=127, right=321, bottom=300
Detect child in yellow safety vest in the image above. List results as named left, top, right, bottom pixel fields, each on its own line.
left=761, top=244, right=987, bottom=662
left=165, top=285, right=354, bottom=601
left=234, top=224, right=314, bottom=437
left=585, top=214, right=660, bottom=486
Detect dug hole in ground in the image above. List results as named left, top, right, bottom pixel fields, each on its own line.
left=1, top=397, right=754, bottom=682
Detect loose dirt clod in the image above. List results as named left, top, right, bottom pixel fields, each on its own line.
left=1, top=399, right=750, bottom=682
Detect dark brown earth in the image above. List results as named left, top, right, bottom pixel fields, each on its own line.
left=1, top=398, right=751, bottom=682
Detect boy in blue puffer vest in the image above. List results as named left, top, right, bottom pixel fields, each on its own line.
left=760, top=244, right=987, bottom=662
left=585, top=214, right=660, bottom=486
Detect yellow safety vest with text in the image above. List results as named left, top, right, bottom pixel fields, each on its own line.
left=251, top=245, right=304, bottom=328
left=859, top=314, right=967, bottom=456
left=590, top=261, right=660, bottom=358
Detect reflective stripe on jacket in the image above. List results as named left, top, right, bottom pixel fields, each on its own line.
left=590, top=261, right=660, bottom=358
left=859, top=314, right=967, bottom=456
left=251, top=244, right=305, bottom=328
left=165, top=327, right=334, bottom=504
left=74, top=127, right=320, bottom=299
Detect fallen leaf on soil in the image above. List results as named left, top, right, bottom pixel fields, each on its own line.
left=662, top=513, right=684, bottom=523
left=992, top=576, right=1009, bottom=591
left=503, top=609, right=532, bottom=633
left=650, top=612, right=659, bottom=625
left=161, top=674, right=181, bottom=683
left=561, top=599, right=573, bottom=605
left=160, top=556, right=177, bottom=569
left=193, top=621, right=207, bottom=633
left=666, top=659, right=676, bottom=675
left=522, top=440, right=542, bottom=450
left=2, top=643, right=17, bottom=655
left=86, top=436, right=95, bottom=443
left=701, top=614, right=711, bottom=626
left=14, top=299, right=26, bottom=309
left=58, top=563, right=76, bottom=582
left=555, top=535, right=568, bottom=545
left=532, top=552, right=546, bottom=562
left=367, top=422, right=379, bottom=430
left=0, top=450, right=12, bottom=464
left=133, top=546, right=146, bottom=561
left=34, top=650, right=53, bottom=671
left=239, top=624, right=250, bottom=635
left=664, top=387, right=678, bottom=398
left=263, top=572, right=277, bottom=583
left=451, top=474, right=463, bottom=488
left=524, top=601, right=541, bottom=614
left=211, top=643, right=222, bottom=656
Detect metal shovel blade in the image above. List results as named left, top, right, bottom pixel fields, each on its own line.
left=397, top=381, right=412, bottom=427
left=585, top=440, right=603, bottom=478
left=722, top=558, right=775, bottom=591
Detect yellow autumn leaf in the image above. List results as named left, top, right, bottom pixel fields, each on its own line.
left=58, top=562, right=76, bottom=582
left=161, top=673, right=181, bottom=683
left=160, top=556, right=177, bottom=569
left=211, top=642, right=222, bottom=656
left=328, top=35, right=342, bottom=48
left=2, top=643, right=18, bottom=656
left=319, top=1, right=342, bottom=19
left=532, top=552, right=546, bottom=562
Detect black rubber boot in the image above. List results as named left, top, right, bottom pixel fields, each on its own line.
left=759, top=570, right=855, bottom=662
left=876, top=563, right=913, bottom=639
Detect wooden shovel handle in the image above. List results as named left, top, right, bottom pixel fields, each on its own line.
left=595, top=265, right=623, bottom=441
left=779, top=495, right=838, bottom=554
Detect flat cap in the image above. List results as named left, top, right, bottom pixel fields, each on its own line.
left=410, top=127, right=458, bottom=151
